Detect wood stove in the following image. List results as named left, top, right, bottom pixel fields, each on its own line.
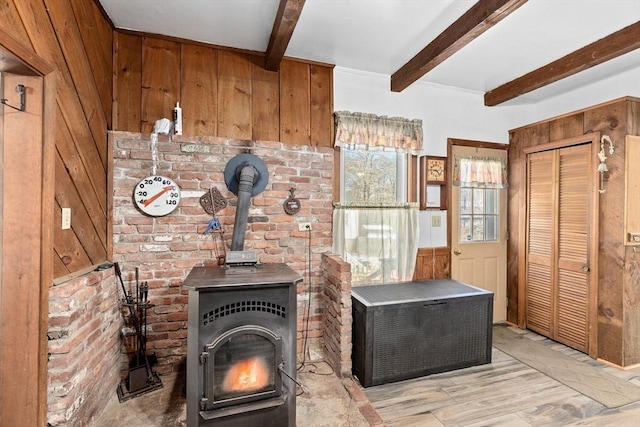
left=183, top=263, right=301, bottom=427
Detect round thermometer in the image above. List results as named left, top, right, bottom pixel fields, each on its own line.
left=134, top=175, right=181, bottom=216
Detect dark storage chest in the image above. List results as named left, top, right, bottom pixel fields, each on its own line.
left=351, top=280, right=493, bottom=387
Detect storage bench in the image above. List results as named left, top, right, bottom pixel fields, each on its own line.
left=351, top=279, right=493, bottom=387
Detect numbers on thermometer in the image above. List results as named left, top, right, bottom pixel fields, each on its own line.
left=133, top=175, right=181, bottom=216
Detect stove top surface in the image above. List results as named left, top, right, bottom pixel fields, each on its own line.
left=183, top=263, right=302, bottom=290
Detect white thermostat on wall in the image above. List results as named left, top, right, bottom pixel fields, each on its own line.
left=134, top=175, right=181, bottom=217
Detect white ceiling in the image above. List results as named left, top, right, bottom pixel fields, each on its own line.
left=99, top=0, right=640, bottom=104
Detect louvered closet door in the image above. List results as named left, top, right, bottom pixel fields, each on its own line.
left=526, top=151, right=555, bottom=336
left=526, top=144, right=591, bottom=353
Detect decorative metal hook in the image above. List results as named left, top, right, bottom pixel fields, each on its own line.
left=601, top=135, right=614, bottom=155
left=0, top=84, right=26, bottom=112
left=597, top=135, right=614, bottom=194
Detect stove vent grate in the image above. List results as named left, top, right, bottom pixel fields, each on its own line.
left=203, top=300, right=286, bottom=326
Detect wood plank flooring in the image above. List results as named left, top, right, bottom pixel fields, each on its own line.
left=363, top=327, right=640, bottom=426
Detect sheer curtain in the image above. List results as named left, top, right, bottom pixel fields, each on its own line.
left=334, top=204, right=419, bottom=284
left=333, top=111, right=422, bottom=285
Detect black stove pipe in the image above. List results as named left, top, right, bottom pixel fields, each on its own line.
left=230, top=165, right=256, bottom=251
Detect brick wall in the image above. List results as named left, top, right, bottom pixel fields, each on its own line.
left=47, top=269, right=121, bottom=426
left=111, top=131, right=334, bottom=373
left=321, top=253, right=353, bottom=377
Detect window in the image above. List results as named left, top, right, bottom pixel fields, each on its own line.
left=341, top=148, right=406, bottom=204
left=459, top=187, right=498, bottom=242
left=333, top=111, right=422, bottom=285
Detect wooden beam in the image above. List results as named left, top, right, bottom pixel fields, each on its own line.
left=264, top=0, right=305, bottom=71
left=485, top=21, right=640, bottom=106
left=391, top=0, right=527, bottom=92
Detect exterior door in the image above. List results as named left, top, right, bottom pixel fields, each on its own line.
left=525, top=142, right=596, bottom=353
left=451, top=144, right=508, bottom=323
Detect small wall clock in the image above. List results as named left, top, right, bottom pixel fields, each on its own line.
left=425, top=156, right=447, bottom=183
left=134, top=175, right=181, bottom=216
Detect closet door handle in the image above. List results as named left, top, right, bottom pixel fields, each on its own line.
left=582, top=265, right=590, bottom=272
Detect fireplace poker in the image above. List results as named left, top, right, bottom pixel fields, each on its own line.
left=135, top=267, right=140, bottom=366
left=135, top=267, right=139, bottom=306
left=114, top=262, right=153, bottom=382
left=141, top=281, right=149, bottom=356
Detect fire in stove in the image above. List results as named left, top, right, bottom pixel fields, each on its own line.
left=223, top=357, right=269, bottom=393
left=207, top=327, right=281, bottom=407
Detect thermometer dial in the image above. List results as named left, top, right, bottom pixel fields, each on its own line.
left=134, top=175, right=181, bottom=216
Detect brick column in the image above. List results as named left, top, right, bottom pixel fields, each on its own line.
left=321, top=253, right=353, bottom=377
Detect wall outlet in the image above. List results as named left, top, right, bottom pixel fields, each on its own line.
left=432, top=214, right=441, bottom=227
left=298, top=222, right=312, bottom=231
left=62, top=208, right=71, bottom=230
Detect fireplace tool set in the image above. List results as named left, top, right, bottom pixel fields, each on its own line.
left=115, top=262, right=163, bottom=401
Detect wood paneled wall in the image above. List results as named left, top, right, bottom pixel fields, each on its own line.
left=1, top=0, right=113, bottom=279
left=2, top=0, right=334, bottom=281
left=508, top=97, right=640, bottom=367
left=113, top=32, right=334, bottom=146
left=413, top=247, right=450, bottom=280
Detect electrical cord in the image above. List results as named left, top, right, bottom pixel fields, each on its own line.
left=295, top=225, right=337, bottom=380
left=297, top=362, right=334, bottom=376
left=297, top=226, right=313, bottom=371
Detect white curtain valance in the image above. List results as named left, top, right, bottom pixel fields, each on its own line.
left=334, top=111, right=423, bottom=154
left=453, top=155, right=508, bottom=189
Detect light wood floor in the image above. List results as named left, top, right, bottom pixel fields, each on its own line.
left=364, top=327, right=640, bottom=427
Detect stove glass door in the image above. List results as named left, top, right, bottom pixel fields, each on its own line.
left=204, top=325, right=282, bottom=410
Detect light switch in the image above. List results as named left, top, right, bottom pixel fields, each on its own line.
left=629, top=232, right=640, bottom=243
left=62, top=208, right=71, bottom=230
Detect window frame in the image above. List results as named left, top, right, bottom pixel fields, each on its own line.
left=336, top=146, right=417, bottom=204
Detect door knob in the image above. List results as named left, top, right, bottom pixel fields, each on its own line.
left=582, top=265, right=590, bottom=272
left=453, top=249, right=462, bottom=255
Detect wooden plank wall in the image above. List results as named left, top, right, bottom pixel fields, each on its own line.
left=2, top=0, right=334, bottom=280
left=413, top=247, right=450, bottom=280
left=507, top=97, right=640, bottom=367
left=113, top=32, right=334, bottom=146
left=0, top=0, right=113, bottom=279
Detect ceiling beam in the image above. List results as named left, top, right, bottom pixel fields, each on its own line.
left=485, top=21, right=640, bottom=106
left=264, top=0, right=306, bottom=71
left=391, top=0, right=528, bottom=92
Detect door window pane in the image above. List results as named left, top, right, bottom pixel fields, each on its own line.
left=460, top=215, right=472, bottom=241
left=485, top=215, right=498, bottom=241
left=472, top=217, right=484, bottom=241
left=485, top=189, right=498, bottom=215
left=460, top=188, right=472, bottom=214
left=458, top=187, right=499, bottom=243
left=473, top=189, right=484, bottom=214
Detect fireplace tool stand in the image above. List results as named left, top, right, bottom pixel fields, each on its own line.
left=115, top=263, right=163, bottom=401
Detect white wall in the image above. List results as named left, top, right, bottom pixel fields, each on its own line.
left=333, top=66, right=640, bottom=247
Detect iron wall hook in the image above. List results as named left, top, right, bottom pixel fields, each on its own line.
left=0, top=84, right=26, bottom=112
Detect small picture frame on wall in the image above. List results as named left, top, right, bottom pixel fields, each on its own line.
left=420, top=156, right=448, bottom=210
